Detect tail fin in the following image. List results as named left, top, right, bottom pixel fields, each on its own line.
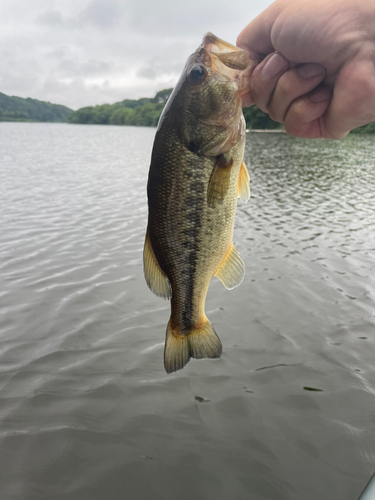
left=164, top=318, right=222, bottom=374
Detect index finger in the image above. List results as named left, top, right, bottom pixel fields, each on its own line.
left=236, top=2, right=281, bottom=56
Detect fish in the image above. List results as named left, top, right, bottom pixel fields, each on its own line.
left=143, top=33, right=251, bottom=374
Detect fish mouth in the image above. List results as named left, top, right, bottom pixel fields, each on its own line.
left=201, top=32, right=251, bottom=95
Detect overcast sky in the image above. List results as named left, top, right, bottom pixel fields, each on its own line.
left=0, top=0, right=274, bottom=110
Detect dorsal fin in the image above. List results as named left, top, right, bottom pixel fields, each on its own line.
left=143, top=228, right=171, bottom=299
left=214, top=243, right=245, bottom=289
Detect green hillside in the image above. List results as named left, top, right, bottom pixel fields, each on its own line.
left=68, top=89, right=172, bottom=127
left=0, top=93, right=73, bottom=122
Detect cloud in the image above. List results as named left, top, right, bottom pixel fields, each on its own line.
left=56, top=58, right=114, bottom=78
left=77, top=0, right=121, bottom=28
left=136, top=66, right=157, bottom=80
left=37, top=11, right=64, bottom=27
left=0, top=0, right=274, bottom=109
left=136, top=60, right=186, bottom=81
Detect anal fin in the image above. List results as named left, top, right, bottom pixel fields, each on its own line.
left=214, top=243, right=245, bottom=289
left=143, top=228, right=171, bottom=299
left=238, top=161, right=250, bottom=202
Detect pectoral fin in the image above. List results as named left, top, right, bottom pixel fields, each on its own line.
left=214, top=243, right=245, bottom=289
left=143, top=228, right=171, bottom=299
left=238, top=161, right=250, bottom=202
left=207, top=155, right=233, bottom=207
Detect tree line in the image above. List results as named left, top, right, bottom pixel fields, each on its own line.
left=68, top=88, right=375, bottom=133
left=68, top=89, right=172, bottom=127
left=1, top=87, right=373, bottom=133
left=0, top=92, right=73, bottom=122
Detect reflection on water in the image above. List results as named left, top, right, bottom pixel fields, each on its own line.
left=0, top=123, right=374, bottom=500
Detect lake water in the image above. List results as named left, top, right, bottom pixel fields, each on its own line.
left=0, top=122, right=374, bottom=500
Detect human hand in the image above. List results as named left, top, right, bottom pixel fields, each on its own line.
left=237, top=0, right=375, bottom=139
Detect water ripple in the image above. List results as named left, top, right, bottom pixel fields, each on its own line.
left=0, top=124, right=374, bottom=500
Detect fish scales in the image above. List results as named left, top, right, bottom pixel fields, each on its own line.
left=144, top=33, right=251, bottom=373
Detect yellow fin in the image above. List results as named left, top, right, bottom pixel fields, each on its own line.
left=143, top=229, right=171, bottom=300
left=188, top=320, right=222, bottom=360
left=238, top=161, right=250, bottom=202
left=214, top=243, right=245, bottom=289
left=164, top=318, right=222, bottom=374
left=207, top=155, right=233, bottom=207
left=164, top=320, right=190, bottom=374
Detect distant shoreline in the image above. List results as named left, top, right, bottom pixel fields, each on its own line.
left=2, top=88, right=374, bottom=133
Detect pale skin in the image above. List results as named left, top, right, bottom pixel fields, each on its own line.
left=237, top=0, right=375, bottom=139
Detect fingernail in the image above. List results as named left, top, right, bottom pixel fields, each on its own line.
left=298, top=63, right=325, bottom=79
left=262, top=53, right=287, bottom=80
left=310, top=88, right=331, bottom=103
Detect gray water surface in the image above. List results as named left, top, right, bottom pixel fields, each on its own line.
left=0, top=122, right=374, bottom=500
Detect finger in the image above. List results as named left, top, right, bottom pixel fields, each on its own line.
left=236, top=2, right=282, bottom=56
left=267, top=63, right=326, bottom=123
left=284, top=87, right=332, bottom=139
left=241, top=90, right=254, bottom=107
left=250, top=52, right=289, bottom=112
left=240, top=56, right=263, bottom=108
left=322, top=58, right=375, bottom=139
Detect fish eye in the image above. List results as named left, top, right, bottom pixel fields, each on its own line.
left=189, top=64, right=206, bottom=83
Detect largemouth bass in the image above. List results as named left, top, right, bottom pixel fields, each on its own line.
left=144, top=33, right=251, bottom=373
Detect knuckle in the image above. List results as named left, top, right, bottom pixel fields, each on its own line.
left=339, top=61, right=375, bottom=120
left=267, top=103, right=281, bottom=123
left=283, top=120, right=298, bottom=136
left=249, top=77, right=263, bottom=102
left=284, top=100, right=307, bottom=135
left=277, top=75, right=294, bottom=97
left=250, top=69, right=272, bottom=111
left=345, top=78, right=375, bottom=117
